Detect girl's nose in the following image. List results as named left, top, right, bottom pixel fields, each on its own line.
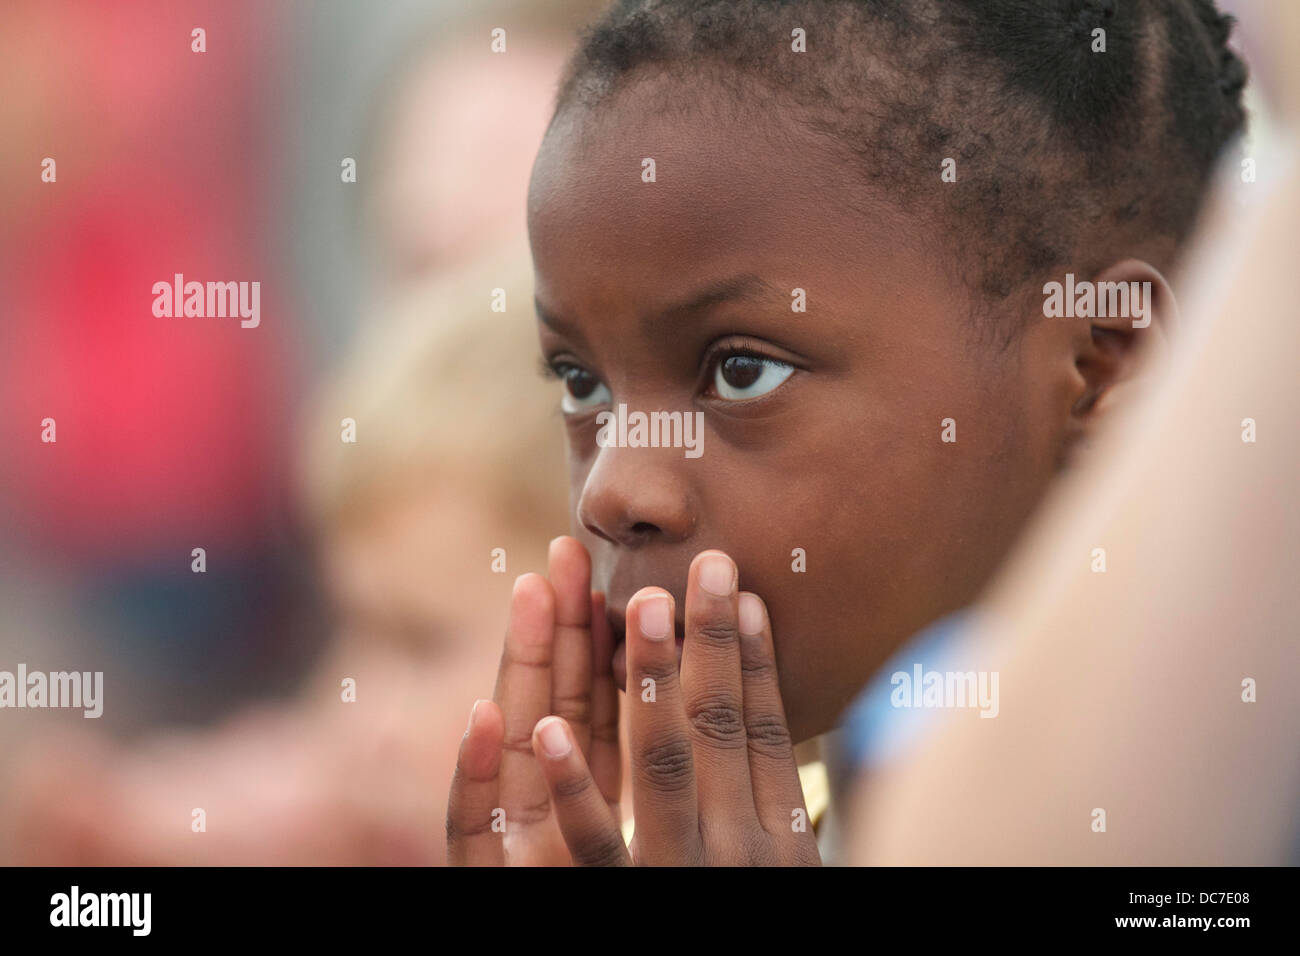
left=575, top=444, right=696, bottom=548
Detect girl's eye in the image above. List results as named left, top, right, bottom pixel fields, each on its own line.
left=557, top=365, right=612, bottom=413
left=711, top=353, right=794, bottom=401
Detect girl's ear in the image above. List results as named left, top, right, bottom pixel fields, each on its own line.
left=1071, top=258, right=1177, bottom=425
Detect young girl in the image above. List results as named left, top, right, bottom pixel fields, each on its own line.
left=446, top=0, right=1247, bottom=865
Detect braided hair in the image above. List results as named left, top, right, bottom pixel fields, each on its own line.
left=550, top=0, right=1248, bottom=333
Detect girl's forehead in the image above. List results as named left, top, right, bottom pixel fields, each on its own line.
left=531, top=111, right=893, bottom=264
left=532, top=78, right=839, bottom=202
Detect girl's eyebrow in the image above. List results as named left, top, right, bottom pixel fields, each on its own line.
left=645, top=273, right=781, bottom=332
left=534, top=297, right=589, bottom=348
left=535, top=296, right=565, bottom=330
left=534, top=273, right=780, bottom=340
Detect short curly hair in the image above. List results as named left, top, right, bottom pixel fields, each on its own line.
left=551, top=0, right=1247, bottom=335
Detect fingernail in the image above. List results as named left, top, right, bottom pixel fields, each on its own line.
left=466, top=699, right=484, bottom=734
left=698, top=554, right=735, bottom=596
left=639, top=594, right=671, bottom=639
left=537, top=717, right=571, bottom=758
left=739, top=594, right=764, bottom=635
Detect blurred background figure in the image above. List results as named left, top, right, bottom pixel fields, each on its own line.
left=0, top=0, right=312, bottom=737
left=0, top=0, right=600, bottom=863
left=4, top=258, right=570, bottom=863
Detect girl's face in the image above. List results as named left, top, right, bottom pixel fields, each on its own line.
left=527, top=81, right=1078, bottom=742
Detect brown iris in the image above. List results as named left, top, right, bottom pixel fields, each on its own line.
left=564, top=367, right=600, bottom=400
left=719, top=355, right=764, bottom=391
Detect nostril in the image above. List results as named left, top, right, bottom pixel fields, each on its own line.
left=579, top=516, right=617, bottom=546
left=630, top=521, right=658, bottom=537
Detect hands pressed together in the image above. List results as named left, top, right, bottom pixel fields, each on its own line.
left=446, top=536, right=821, bottom=866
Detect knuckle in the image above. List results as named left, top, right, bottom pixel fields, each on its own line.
left=694, top=619, right=739, bottom=645
left=744, top=713, right=793, bottom=757
left=635, top=656, right=679, bottom=687
left=499, top=733, right=536, bottom=756
left=739, top=649, right=777, bottom=680
left=551, top=769, right=595, bottom=802
left=511, top=795, right=552, bottom=827
left=740, top=827, right=776, bottom=866
left=687, top=694, right=747, bottom=747
left=550, top=692, right=592, bottom=727
left=500, top=644, right=550, bottom=671
left=635, top=737, right=695, bottom=793
left=570, top=829, right=628, bottom=867
left=445, top=812, right=495, bottom=845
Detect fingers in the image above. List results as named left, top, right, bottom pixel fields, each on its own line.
left=543, top=539, right=622, bottom=812
left=532, top=717, right=630, bottom=866
left=586, top=591, right=623, bottom=808
left=678, top=550, right=756, bottom=823
left=547, top=537, right=595, bottom=757
left=446, top=699, right=505, bottom=866
left=625, top=587, right=700, bottom=862
left=492, top=573, right=568, bottom=863
left=736, top=592, right=807, bottom=840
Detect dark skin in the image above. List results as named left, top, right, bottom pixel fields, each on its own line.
left=446, top=76, right=1173, bottom=865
